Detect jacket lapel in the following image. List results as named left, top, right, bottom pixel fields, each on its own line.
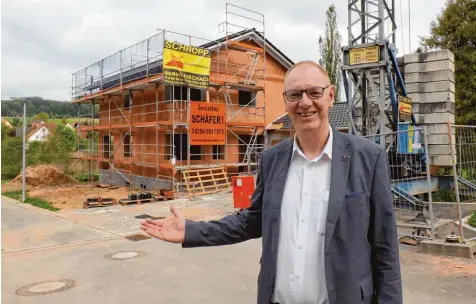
left=270, top=138, right=294, bottom=254
left=325, top=130, right=351, bottom=251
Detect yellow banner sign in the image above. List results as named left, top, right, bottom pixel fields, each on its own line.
left=189, top=102, right=226, bottom=146
left=163, top=40, right=211, bottom=89
left=349, top=46, right=379, bottom=65
left=398, top=95, right=413, bottom=122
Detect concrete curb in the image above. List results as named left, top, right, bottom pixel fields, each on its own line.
left=420, top=239, right=476, bottom=259
left=462, top=215, right=476, bottom=233
left=1, top=230, right=145, bottom=256
left=432, top=202, right=476, bottom=205
left=1, top=196, right=150, bottom=255
left=1, top=195, right=116, bottom=236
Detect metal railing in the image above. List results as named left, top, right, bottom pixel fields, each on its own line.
left=364, top=126, right=435, bottom=239
left=448, top=123, right=476, bottom=243
left=71, top=27, right=266, bottom=100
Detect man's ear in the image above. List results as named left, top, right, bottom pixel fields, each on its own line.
left=328, top=85, right=336, bottom=108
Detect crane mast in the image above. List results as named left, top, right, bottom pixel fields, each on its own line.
left=342, top=0, right=414, bottom=145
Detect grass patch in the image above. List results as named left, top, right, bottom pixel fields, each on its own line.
left=1, top=177, right=13, bottom=184
left=2, top=190, right=22, bottom=200
left=77, top=174, right=99, bottom=182
left=469, top=211, right=476, bottom=228
left=2, top=190, right=60, bottom=211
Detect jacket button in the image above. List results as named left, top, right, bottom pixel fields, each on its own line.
left=268, top=285, right=272, bottom=290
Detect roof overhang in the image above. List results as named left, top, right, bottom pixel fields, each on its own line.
left=205, top=30, right=294, bottom=70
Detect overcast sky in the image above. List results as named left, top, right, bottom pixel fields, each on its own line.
left=1, top=0, right=447, bottom=101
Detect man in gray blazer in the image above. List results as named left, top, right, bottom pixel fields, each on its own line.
left=141, top=60, right=402, bottom=304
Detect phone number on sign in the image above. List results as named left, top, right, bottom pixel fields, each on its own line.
left=191, top=128, right=225, bottom=135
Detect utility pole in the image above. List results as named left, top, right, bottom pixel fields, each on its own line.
left=21, top=102, right=27, bottom=203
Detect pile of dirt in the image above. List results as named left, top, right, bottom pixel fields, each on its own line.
left=28, top=184, right=131, bottom=209
left=10, top=165, right=77, bottom=187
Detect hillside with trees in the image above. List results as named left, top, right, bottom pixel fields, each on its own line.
left=1, top=97, right=97, bottom=118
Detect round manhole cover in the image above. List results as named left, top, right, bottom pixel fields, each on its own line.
left=16, top=279, right=76, bottom=296
left=104, top=250, right=146, bottom=260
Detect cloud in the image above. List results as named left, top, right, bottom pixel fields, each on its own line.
left=1, top=0, right=447, bottom=101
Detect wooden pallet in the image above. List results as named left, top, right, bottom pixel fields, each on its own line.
left=155, top=195, right=175, bottom=201
left=182, top=166, right=231, bottom=197
left=119, top=197, right=156, bottom=206
left=83, top=198, right=117, bottom=209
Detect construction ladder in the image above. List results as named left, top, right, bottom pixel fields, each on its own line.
left=242, top=128, right=258, bottom=167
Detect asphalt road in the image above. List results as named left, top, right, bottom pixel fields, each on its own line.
left=1, top=197, right=111, bottom=252
left=2, top=196, right=475, bottom=304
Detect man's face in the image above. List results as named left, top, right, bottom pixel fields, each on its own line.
left=283, top=64, right=335, bottom=133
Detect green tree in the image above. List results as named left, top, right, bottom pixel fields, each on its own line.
left=1, top=137, right=23, bottom=179
left=11, top=116, right=21, bottom=127
left=56, top=124, right=78, bottom=152
left=41, top=124, right=79, bottom=172
left=1, top=122, right=82, bottom=179
left=32, top=112, right=49, bottom=122
left=318, top=4, right=342, bottom=102
left=26, top=141, right=47, bottom=166
left=419, top=0, right=476, bottom=124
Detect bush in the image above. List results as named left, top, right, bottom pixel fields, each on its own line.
left=1, top=123, right=11, bottom=141
left=432, top=189, right=457, bottom=202
left=468, top=211, right=476, bottom=228
left=1, top=137, right=23, bottom=179
left=1, top=123, right=81, bottom=179
left=32, top=112, right=49, bottom=122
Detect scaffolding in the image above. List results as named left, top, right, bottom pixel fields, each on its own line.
left=71, top=4, right=267, bottom=192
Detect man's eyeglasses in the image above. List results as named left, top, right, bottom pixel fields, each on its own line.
left=283, top=85, right=330, bottom=102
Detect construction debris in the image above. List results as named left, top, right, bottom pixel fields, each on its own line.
left=158, top=189, right=175, bottom=200
left=27, top=184, right=131, bottom=209
left=10, top=165, right=77, bottom=187
left=446, top=232, right=461, bottom=243
left=399, top=236, right=420, bottom=246
left=95, top=184, right=110, bottom=188
left=83, top=197, right=117, bottom=209
left=119, top=197, right=155, bottom=206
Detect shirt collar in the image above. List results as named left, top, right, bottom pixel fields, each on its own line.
left=292, top=125, right=333, bottom=162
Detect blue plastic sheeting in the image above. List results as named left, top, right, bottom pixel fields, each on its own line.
left=397, top=123, right=424, bottom=154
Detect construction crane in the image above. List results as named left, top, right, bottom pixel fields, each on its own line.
left=342, top=0, right=434, bottom=236
left=342, top=0, right=425, bottom=172
left=342, top=0, right=416, bottom=135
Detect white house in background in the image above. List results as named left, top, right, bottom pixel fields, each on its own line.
left=26, top=122, right=58, bottom=143
left=27, top=125, right=49, bottom=142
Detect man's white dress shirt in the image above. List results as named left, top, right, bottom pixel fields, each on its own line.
left=271, top=127, right=333, bottom=304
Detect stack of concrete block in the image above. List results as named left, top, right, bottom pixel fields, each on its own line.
left=403, top=49, right=456, bottom=166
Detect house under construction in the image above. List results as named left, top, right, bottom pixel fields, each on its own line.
left=71, top=5, right=293, bottom=192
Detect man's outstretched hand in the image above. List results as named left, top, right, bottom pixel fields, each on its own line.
left=140, top=205, right=186, bottom=243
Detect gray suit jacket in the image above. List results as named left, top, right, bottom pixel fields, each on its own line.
left=183, top=128, right=402, bottom=304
